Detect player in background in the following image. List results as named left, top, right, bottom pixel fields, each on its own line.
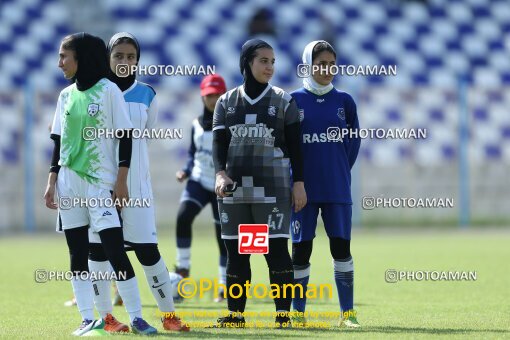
left=174, top=74, right=228, bottom=302
left=212, top=39, right=307, bottom=328
left=290, top=41, right=361, bottom=328
left=43, top=33, right=145, bottom=336
left=86, top=32, right=190, bottom=333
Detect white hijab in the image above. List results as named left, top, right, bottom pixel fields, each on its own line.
left=302, top=40, right=334, bottom=96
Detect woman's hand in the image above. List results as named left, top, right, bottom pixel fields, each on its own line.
left=44, top=184, right=58, bottom=209
left=176, top=170, right=188, bottom=183
left=292, top=181, right=307, bottom=212
left=44, top=173, right=58, bottom=209
left=215, top=171, right=234, bottom=198
left=113, top=167, right=129, bottom=209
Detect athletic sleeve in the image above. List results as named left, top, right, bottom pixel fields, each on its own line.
left=284, top=99, right=304, bottom=182
left=212, top=96, right=228, bottom=173
left=146, top=95, right=158, bottom=129
left=110, top=84, right=133, bottom=131
left=212, top=96, right=226, bottom=132
left=109, top=84, right=133, bottom=167
left=183, top=125, right=196, bottom=176
left=345, top=95, right=361, bottom=169
left=118, top=135, right=132, bottom=168
left=49, top=93, right=63, bottom=173
left=49, top=135, right=61, bottom=173
left=50, top=93, right=62, bottom=136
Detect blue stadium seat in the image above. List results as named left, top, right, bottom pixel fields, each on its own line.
left=0, top=0, right=509, bottom=165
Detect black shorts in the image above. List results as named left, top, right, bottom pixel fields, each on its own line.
left=218, top=200, right=291, bottom=239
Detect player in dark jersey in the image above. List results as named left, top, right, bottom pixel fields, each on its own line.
left=212, top=39, right=307, bottom=328
left=290, top=41, right=361, bottom=328
left=174, top=74, right=228, bottom=302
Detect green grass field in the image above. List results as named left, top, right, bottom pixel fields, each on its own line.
left=1, top=227, right=509, bottom=339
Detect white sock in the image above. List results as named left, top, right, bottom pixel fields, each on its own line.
left=219, top=265, right=226, bottom=286
left=176, top=247, right=191, bottom=269
left=142, top=258, right=175, bottom=313
left=116, top=277, right=142, bottom=322
left=71, top=277, right=95, bottom=321
left=88, top=260, right=113, bottom=318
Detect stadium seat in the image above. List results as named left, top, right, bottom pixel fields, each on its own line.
left=0, top=0, right=508, bottom=165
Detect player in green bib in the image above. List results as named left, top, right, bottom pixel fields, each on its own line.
left=43, top=33, right=156, bottom=336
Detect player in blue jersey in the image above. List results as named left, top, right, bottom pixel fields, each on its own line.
left=290, top=41, right=361, bottom=328
left=174, top=74, right=228, bottom=302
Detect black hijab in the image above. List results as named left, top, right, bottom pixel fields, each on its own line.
left=239, top=39, right=272, bottom=100
left=107, top=32, right=140, bottom=91
left=200, top=106, right=213, bottom=131
left=71, top=33, right=109, bottom=91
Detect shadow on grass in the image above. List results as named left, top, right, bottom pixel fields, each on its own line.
left=111, top=325, right=510, bottom=338
left=143, top=300, right=371, bottom=310
left=355, top=326, right=510, bottom=335
left=111, top=327, right=342, bottom=338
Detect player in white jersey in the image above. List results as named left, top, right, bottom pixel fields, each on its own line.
left=174, top=74, right=227, bottom=302
left=86, top=32, right=189, bottom=333
left=43, top=32, right=155, bottom=336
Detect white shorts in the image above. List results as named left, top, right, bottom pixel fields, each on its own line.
left=89, top=201, right=158, bottom=245
left=56, top=166, right=121, bottom=232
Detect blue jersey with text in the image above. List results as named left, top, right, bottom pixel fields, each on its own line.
left=290, top=88, right=360, bottom=203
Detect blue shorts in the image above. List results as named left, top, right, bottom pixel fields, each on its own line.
left=180, top=179, right=219, bottom=222
left=291, top=203, right=352, bottom=242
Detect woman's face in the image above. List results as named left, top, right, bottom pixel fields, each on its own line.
left=203, top=93, right=221, bottom=112
left=58, top=43, right=78, bottom=79
left=312, top=50, right=336, bottom=86
left=249, top=48, right=274, bottom=83
left=110, top=42, right=138, bottom=76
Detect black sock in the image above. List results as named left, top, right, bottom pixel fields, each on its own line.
left=224, top=240, right=251, bottom=314
left=265, top=238, right=293, bottom=312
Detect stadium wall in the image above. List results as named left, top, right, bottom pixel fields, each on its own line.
left=0, top=85, right=508, bottom=232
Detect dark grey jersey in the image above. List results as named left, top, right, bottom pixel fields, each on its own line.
left=213, top=84, right=299, bottom=204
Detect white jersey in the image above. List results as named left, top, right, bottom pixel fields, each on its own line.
left=51, top=78, right=133, bottom=190
left=122, top=80, right=158, bottom=198
left=190, top=118, right=215, bottom=191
